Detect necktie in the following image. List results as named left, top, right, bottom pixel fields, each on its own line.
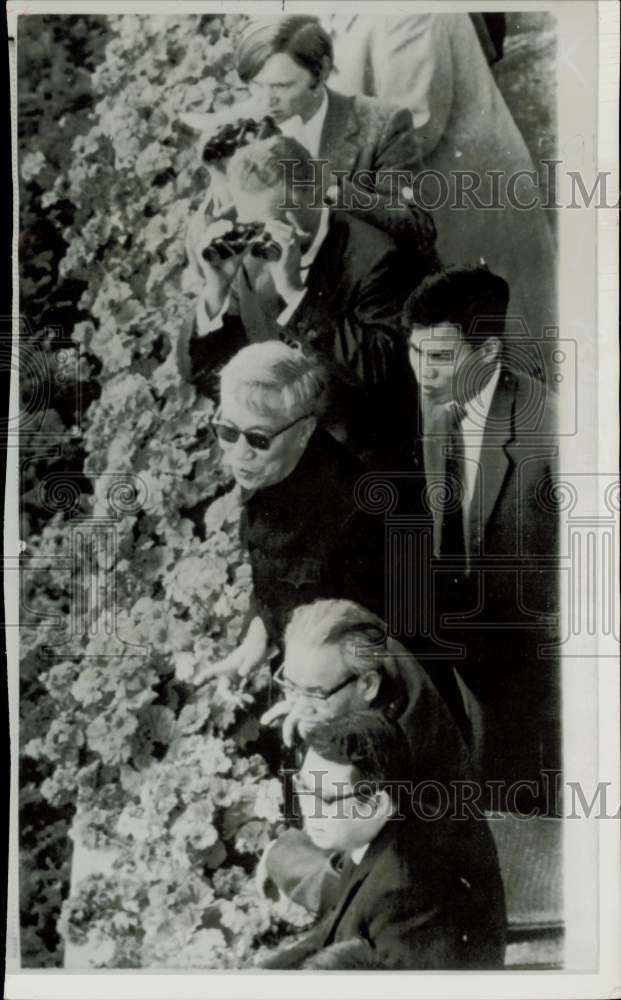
left=240, top=258, right=285, bottom=342
left=439, top=401, right=467, bottom=563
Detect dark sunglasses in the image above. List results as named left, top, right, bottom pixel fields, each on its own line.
left=273, top=663, right=362, bottom=702
left=211, top=411, right=311, bottom=452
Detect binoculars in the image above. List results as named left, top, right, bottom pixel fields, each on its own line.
left=201, top=221, right=283, bottom=263
left=201, top=116, right=280, bottom=165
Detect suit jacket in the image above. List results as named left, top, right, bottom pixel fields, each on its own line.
left=189, top=211, right=423, bottom=459
left=327, top=14, right=557, bottom=361
left=241, top=429, right=387, bottom=646
left=421, top=369, right=560, bottom=798
left=263, top=810, right=506, bottom=970
left=317, top=89, right=437, bottom=254
left=264, top=624, right=475, bottom=919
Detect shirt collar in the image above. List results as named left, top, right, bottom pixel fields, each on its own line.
left=280, top=88, right=329, bottom=158
left=300, top=205, right=330, bottom=271
left=350, top=842, right=370, bottom=866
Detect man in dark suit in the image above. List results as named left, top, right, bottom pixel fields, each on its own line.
left=233, top=14, right=436, bottom=252
left=257, top=598, right=474, bottom=916
left=403, top=265, right=560, bottom=809
left=180, top=133, right=431, bottom=461
left=257, top=711, right=506, bottom=970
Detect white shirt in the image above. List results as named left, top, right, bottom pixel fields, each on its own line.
left=279, top=89, right=329, bottom=159
left=422, top=363, right=501, bottom=561
left=196, top=205, right=331, bottom=334
left=350, top=842, right=370, bottom=866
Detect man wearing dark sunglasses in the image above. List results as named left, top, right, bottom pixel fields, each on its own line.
left=193, top=343, right=390, bottom=683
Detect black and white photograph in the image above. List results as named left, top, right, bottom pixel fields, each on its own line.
left=5, top=2, right=619, bottom=997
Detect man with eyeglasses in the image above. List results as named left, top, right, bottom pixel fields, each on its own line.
left=256, top=598, right=473, bottom=917
left=256, top=711, right=506, bottom=970
left=193, top=343, right=390, bottom=682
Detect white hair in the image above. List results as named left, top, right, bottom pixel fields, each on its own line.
left=284, top=599, right=387, bottom=675
left=219, top=341, right=325, bottom=420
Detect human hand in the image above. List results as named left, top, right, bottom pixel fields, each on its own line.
left=192, top=616, right=270, bottom=685
left=260, top=699, right=305, bottom=748
left=185, top=213, right=245, bottom=316
left=263, top=212, right=308, bottom=301
left=255, top=839, right=279, bottom=900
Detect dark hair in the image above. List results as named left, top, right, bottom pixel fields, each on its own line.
left=236, top=16, right=333, bottom=84
left=402, top=264, right=510, bottom=346
left=305, top=711, right=410, bottom=800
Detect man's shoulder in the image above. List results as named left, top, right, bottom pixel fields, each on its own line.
left=328, top=87, right=410, bottom=134
left=303, top=430, right=367, bottom=486
left=350, top=92, right=411, bottom=131
left=508, top=369, right=559, bottom=436
left=325, top=210, right=399, bottom=261
left=362, top=817, right=453, bottom=898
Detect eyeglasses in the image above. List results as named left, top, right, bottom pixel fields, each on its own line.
left=211, top=411, right=310, bottom=452
left=273, top=663, right=362, bottom=702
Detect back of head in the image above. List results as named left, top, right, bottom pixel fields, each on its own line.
left=305, top=709, right=411, bottom=798
left=201, top=115, right=282, bottom=168
left=219, top=341, right=325, bottom=421
left=285, top=599, right=385, bottom=659
left=226, top=134, right=315, bottom=194
left=402, top=264, right=510, bottom=346
left=284, top=598, right=403, bottom=703
left=287, top=600, right=475, bottom=791
left=236, top=16, right=333, bottom=83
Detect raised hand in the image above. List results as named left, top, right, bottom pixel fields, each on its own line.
left=262, top=211, right=309, bottom=301
left=186, top=213, right=247, bottom=318
left=192, top=616, right=270, bottom=685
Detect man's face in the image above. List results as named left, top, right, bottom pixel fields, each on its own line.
left=248, top=53, right=321, bottom=123
left=296, top=748, right=388, bottom=853
left=218, top=391, right=312, bottom=491
left=282, top=641, right=377, bottom=738
left=408, top=324, right=475, bottom=407
left=233, top=184, right=286, bottom=227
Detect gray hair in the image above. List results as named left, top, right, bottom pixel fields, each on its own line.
left=284, top=599, right=388, bottom=675
left=219, top=341, right=325, bottom=421
left=227, top=134, right=315, bottom=194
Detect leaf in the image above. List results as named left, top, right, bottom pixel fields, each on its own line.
left=204, top=841, right=227, bottom=871
left=141, top=705, right=176, bottom=744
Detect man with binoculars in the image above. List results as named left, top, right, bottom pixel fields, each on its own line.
left=182, top=132, right=431, bottom=463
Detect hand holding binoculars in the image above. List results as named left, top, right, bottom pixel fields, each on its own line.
left=201, top=221, right=283, bottom=264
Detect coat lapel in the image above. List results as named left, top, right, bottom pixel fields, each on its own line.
left=318, top=824, right=392, bottom=946
left=473, top=369, right=516, bottom=534
left=237, top=260, right=283, bottom=343
left=319, top=89, right=360, bottom=179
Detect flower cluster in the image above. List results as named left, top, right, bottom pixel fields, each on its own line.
left=20, top=12, right=307, bottom=969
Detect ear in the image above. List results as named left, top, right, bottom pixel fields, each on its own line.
left=373, top=788, right=393, bottom=822
left=317, top=55, right=332, bottom=85
left=359, top=670, right=382, bottom=704
left=480, top=336, right=502, bottom=363
left=298, top=415, right=317, bottom=449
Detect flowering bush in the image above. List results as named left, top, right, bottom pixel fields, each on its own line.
left=20, top=13, right=312, bottom=968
